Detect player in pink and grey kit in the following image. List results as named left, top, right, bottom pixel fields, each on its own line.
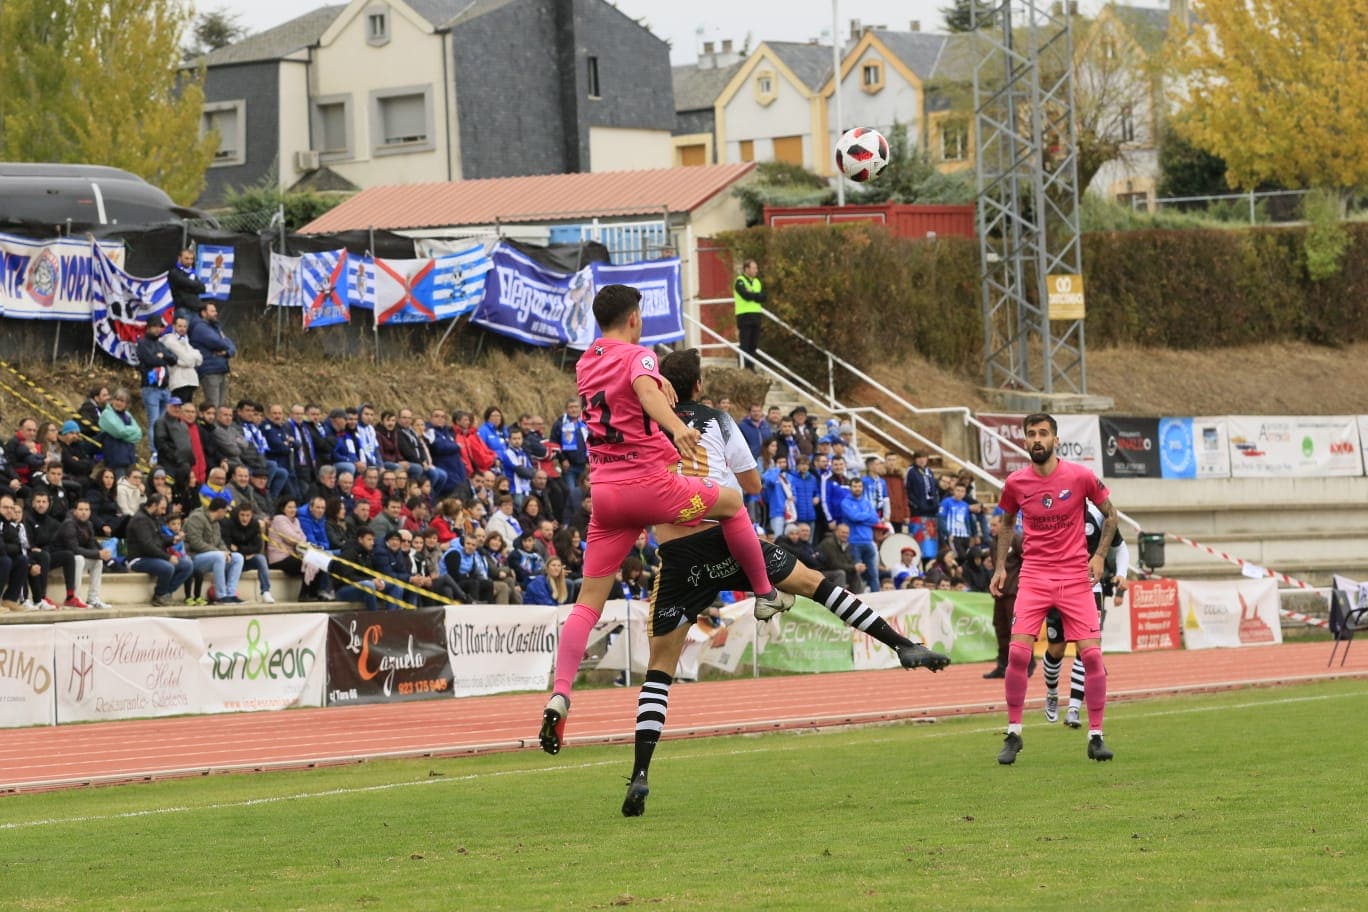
left=538, top=284, right=793, bottom=754
left=989, top=412, right=1120, bottom=764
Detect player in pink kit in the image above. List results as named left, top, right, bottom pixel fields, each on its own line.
left=538, top=284, right=794, bottom=754
left=989, top=413, right=1120, bottom=764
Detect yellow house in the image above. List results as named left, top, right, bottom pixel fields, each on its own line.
left=713, top=41, right=834, bottom=172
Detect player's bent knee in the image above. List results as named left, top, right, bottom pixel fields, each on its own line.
left=709, top=487, right=741, bottom=516
left=782, top=566, right=822, bottom=598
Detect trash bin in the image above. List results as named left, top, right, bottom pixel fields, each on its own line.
left=1138, top=532, right=1165, bottom=569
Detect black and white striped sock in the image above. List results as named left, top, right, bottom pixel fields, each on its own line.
left=813, top=578, right=912, bottom=650
left=1069, top=657, right=1086, bottom=708
left=632, top=669, right=673, bottom=779
left=1043, top=653, right=1062, bottom=695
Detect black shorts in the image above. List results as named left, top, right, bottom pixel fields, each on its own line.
left=1045, top=592, right=1106, bottom=645
left=650, top=524, right=798, bottom=636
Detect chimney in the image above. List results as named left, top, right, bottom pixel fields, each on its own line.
left=849, top=18, right=861, bottom=41
left=910, top=20, right=920, bottom=32
left=703, top=41, right=714, bottom=54
left=1068, top=1, right=1079, bottom=14
left=721, top=39, right=732, bottom=53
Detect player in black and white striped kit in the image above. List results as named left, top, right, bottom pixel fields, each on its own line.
left=1041, top=501, right=1129, bottom=728
left=620, top=348, right=950, bottom=817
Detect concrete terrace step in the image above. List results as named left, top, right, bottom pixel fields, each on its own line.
left=0, top=599, right=354, bottom=626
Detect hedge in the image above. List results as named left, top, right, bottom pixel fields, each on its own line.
left=718, top=222, right=1368, bottom=394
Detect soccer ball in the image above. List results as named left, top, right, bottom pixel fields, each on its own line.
left=835, top=127, right=889, bottom=183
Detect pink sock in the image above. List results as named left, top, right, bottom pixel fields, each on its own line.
left=553, top=603, right=601, bottom=697
left=719, top=510, right=774, bottom=595
left=1080, top=645, right=1107, bottom=730
left=1004, top=641, right=1033, bottom=725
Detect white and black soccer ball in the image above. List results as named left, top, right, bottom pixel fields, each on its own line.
left=834, top=127, right=890, bottom=183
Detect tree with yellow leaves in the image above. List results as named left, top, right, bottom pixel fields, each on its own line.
left=0, top=0, right=217, bottom=205
left=1168, top=0, right=1368, bottom=200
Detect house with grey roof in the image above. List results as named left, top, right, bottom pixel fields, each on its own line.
left=195, top=0, right=675, bottom=206
left=711, top=40, right=834, bottom=172
left=670, top=41, right=745, bottom=167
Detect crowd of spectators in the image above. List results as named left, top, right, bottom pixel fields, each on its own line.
left=0, top=377, right=998, bottom=613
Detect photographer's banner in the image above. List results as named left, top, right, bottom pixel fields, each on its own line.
left=1177, top=578, right=1282, bottom=649
left=325, top=609, right=453, bottom=705
left=0, top=625, right=56, bottom=728
left=54, top=618, right=209, bottom=723
left=1126, top=578, right=1181, bottom=651
left=1227, top=416, right=1363, bottom=477
left=1100, top=417, right=1160, bottom=478
left=199, top=615, right=327, bottom=713
left=852, top=589, right=996, bottom=669
left=443, top=604, right=557, bottom=697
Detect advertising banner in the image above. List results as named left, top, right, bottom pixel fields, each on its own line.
left=0, top=233, right=126, bottom=321
left=1227, top=416, right=1362, bottom=477
left=325, top=609, right=453, bottom=705
left=1178, top=578, right=1282, bottom=649
left=976, top=413, right=1030, bottom=481
left=697, top=599, right=760, bottom=674
left=0, top=625, right=56, bottom=728
left=586, top=599, right=651, bottom=674
left=198, top=614, right=327, bottom=713
left=1192, top=417, right=1232, bottom=477
left=473, top=244, right=683, bottom=348
left=443, top=604, right=557, bottom=697
left=1054, top=414, right=1104, bottom=476
left=53, top=618, right=209, bottom=723
left=757, top=596, right=858, bottom=672
left=852, top=589, right=997, bottom=669
left=1126, top=578, right=1182, bottom=651
left=1160, top=417, right=1231, bottom=478
left=1100, top=416, right=1161, bottom=478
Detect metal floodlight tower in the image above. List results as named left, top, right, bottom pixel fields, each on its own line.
left=972, top=1, right=1086, bottom=394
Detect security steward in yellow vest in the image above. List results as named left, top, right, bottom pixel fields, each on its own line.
left=733, top=259, right=766, bottom=371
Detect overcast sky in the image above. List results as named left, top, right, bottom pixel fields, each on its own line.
left=220, top=0, right=1155, bottom=64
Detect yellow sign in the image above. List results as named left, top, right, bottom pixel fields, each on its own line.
left=1047, top=273, right=1085, bottom=320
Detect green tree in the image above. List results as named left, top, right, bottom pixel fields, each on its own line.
left=0, top=0, right=216, bottom=205
left=941, top=0, right=1000, bottom=33
left=1157, top=128, right=1228, bottom=199
left=223, top=175, right=346, bottom=231
left=188, top=6, right=246, bottom=56
left=852, top=123, right=974, bottom=205
left=1169, top=0, right=1368, bottom=202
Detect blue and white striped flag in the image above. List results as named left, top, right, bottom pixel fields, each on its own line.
left=267, top=253, right=304, bottom=308
left=90, top=243, right=174, bottom=365
left=196, top=244, right=234, bottom=300
left=348, top=253, right=374, bottom=310
left=299, top=249, right=350, bottom=329
left=434, top=242, right=493, bottom=322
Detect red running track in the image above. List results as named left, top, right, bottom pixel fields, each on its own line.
left=2, top=641, right=1364, bottom=794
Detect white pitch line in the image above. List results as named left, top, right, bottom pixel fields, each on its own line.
left=5, top=689, right=1363, bottom=831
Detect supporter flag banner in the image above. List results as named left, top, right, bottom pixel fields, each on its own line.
left=372, top=245, right=492, bottom=326
left=0, top=625, right=56, bottom=728
left=1177, top=578, right=1282, bottom=649
left=1054, top=414, right=1105, bottom=476
left=588, top=258, right=683, bottom=348
left=0, top=233, right=122, bottom=321
left=325, top=609, right=453, bottom=705
left=1227, top=416, right=1363, bottom=477
left=1100, top=417, right=1161, bottom=478
left=53, top=618, right=209, bottom=723
left=1126, top=578, right=1181, bottom=651
left=90, top=243, right=174, bottom=365
left=195, top=244, right=234, bottom=300
left=299, top=248, right=351, bottom=329
left=266, top=253, right=304, bottom=308
left=198, top=615, right=328, bottom=713
left=473, top=244, right=594, bottom=347
left=977, top=413, right=1031, bottom=481
left=348, top=253, right=374, bottom=310
left=852, top=590, right=996, bottom=669
left=443, top=604, right=556, bottom=697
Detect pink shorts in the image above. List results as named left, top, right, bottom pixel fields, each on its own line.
left=1011, top=576, right=1102, bottom=642
left=584, top=473, right=722, bottom=577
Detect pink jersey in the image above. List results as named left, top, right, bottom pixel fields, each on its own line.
left=997, top=459, right=1109, bottom=584
left=575, top=337, right=680, bottom=483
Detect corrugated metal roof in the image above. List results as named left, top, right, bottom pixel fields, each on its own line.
left=302, top=162, right=757, bottom=233
left=200, top=6, right=343, bottom=66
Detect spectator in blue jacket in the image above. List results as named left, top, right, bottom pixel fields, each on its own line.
left=188, top=302, right=236, bottom=407
left=330, top=408, right=363, bottom=477
left=549, top=399, right=588, bottom=490
left=820, top=455, right=852, bottom=529
left=789, top=455, right=819, bottom=526
left=737, top=402, right=768, bottom=459
left=372, top=530, right=417, bottom=606
left=477, top=406, right=508, bottom=467
left=424, top=409, right=468, bottom=496
left=299, top=495, right=334, bottom=552
left=500, top=427, right=536, bottom=506
left=841, top=477, right=881, bottom=594
left=524, top=556, right=572, bottom=606
left=761, top=454, right=793, bottom=537
left=97, top=388, right=142, bottom=477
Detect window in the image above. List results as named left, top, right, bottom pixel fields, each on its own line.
left=772, top=135, right=803, bottom=165
left=1120, top=104, right=1136, bottom=142
left=738, top=140, right=754, bottom=162
left=366, top=6, right=389, bottom=46
left=678, top=144, right=706, bottom=167
left=860, top=60, right=884, bottom=93
left=758, top=75, right=772, bottom=94
left=753, top=69, right=777, bottom=106
left=201, top=100, right=245, bottom=167
left=586, top=56, right=601, bottom=98
left=1102, top=37, right=1118, bottom=60
left=370, top=85, right=434, bottom=155
left=940, top=121, right=967, bottom=161
left=311, top=95, right=352, bottom=159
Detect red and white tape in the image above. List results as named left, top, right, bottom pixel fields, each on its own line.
left=1163, top=531, right=1329, bottom=628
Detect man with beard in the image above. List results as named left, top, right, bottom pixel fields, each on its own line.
left=990, top=413, right=1120, bottom=766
